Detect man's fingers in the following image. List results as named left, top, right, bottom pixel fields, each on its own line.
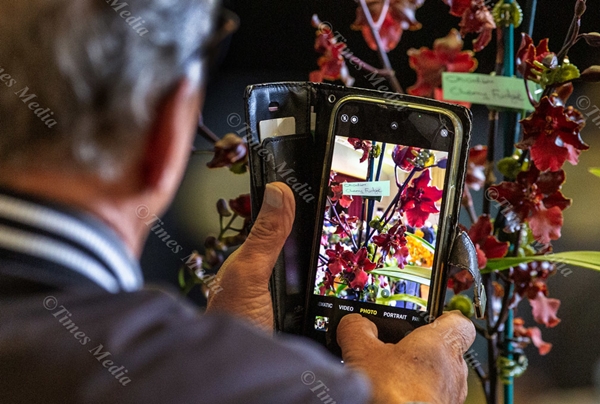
left=337, top=314, right=383, bottom=363
left=429, top=311, right=476, bottom=354
left=232, top=182, right=295, bottom=280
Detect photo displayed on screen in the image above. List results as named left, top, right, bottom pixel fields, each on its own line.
left=313, top=135, right=449, bottom=311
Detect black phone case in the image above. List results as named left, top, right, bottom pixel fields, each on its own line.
left=244, top=81, right=485, bottom=334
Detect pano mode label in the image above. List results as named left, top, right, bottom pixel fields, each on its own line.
left=342, top=181, right=390, bottom=198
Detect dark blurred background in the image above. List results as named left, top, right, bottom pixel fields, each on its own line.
left=141, top=0, right=600, bottom=401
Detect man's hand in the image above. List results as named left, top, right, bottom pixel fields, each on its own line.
left=338, top=311, right=476, bottom=404
left=205, top=182, right=295, bottom=332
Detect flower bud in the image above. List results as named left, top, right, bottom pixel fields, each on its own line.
left=575, top=0, right=586, bottom=18
left=216, top=199, right=232, bottom=217
left=541, top=53, right=558, bottom=69
left=447, top=294, right=475, bottom=318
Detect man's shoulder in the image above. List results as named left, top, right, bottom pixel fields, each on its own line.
left=0, top=286, right=371, bottom=404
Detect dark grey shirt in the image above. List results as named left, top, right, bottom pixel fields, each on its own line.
left=0, top=189, right=371, bottom=403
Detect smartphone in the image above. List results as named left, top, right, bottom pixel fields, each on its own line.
left=303, top=95, right=468, bottom=356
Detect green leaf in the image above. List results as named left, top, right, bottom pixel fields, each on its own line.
left=590, top=168, right=600, bottom=178
left=376, top=293, right=428, bottom=308
left=483, top=251, right=600, bottom=273
left=370, top=265, right=432, bottom=285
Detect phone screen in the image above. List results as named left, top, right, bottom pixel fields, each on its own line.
left=304, top=98, right=462, bottom=354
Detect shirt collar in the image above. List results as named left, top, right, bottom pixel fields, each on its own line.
left=0, top=189, right=143, bottom=293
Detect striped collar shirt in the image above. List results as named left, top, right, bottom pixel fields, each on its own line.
left=0, top=188, right=143, bottom=293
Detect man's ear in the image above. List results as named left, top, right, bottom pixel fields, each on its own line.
left=139, top=76, right=202, bottom=194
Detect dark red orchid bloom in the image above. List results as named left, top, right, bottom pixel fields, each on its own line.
left=309, top=16, right=354, bottom=86
left=443, top=0, right=471, bottom=16
left=331, top=213, right=359, bottom=238
left=447, top=267, right=474, bottom=295
left=508, top=261, right=561, bottom=332
left=443, top=0, right=495, bottom=52
left=407, top=29, right=478, bottom=98
left=466, top=145, right=487, bottom=191
left=228, top=194, right=252, bottom=219
left=514, top=317, right=553, bottom=355
left=325, top=243, right=347, bottom=276
left=401, top=169, right=443, bottom=228
left=510, top=261, right=554, bottom=300
left=518, top=95, right=589, bottom=172
left=348, top=137, right=373, bottom=163
left=491, top=165, right=572, bottom=244
left=457, top=0, right=496, bottom=52
left=207, top=133, right=248, bottom=169
left=320, top=271, right=335, bottom=294
left=372, top=223, right=409, bottom=266
left=329, top=174, right=354, bottom=209
left=341, top=247, right=377, bottom=290
left=467, top=215, right=509, bottom=269
left=516, top=34, right=553, bottom=81
left=352, top=0, right=425, bottom=53
left=392, top=145, right=420, bottom=171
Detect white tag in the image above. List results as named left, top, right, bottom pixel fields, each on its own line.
left=342, top=181, right=391, bottom=197
left=259, top=117, right=296, bottom=141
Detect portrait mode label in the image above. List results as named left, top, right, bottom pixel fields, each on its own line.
left=442, top=73, right=541, bottom=111
left=342, top=181, right=390, bottom=197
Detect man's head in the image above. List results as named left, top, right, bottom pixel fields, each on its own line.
left=0, top=0, right=219, bottom=254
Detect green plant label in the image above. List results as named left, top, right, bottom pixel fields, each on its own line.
left=442, top=73, right=541, bottom=111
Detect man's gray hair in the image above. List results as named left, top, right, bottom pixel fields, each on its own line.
left=0, top=0, right=218, bottom=178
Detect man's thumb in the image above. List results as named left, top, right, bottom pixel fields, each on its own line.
left=337, top=314, right=383, bottom=363
left=235, top=183, right=295, bottom=272
left=423, top=311, right=476, bottom=354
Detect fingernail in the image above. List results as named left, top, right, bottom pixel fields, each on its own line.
left=264, top=183, right=283, bottom=210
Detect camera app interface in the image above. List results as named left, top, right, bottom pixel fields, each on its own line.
left=312, top=133, right=449, bottom=322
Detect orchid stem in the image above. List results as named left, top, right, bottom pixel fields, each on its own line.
left=328, top=197, right=359, bottom=251
left=365, top=167, right=416, bottom=244
left=524, top=75, right=537, bottom=107
left=357, top=0, right=404, bottom=94
left=462, top=186, right=478, bottom=224
left=219, top=214, right=239, bottom=239
left=198, top=122, right=220, bottom=144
